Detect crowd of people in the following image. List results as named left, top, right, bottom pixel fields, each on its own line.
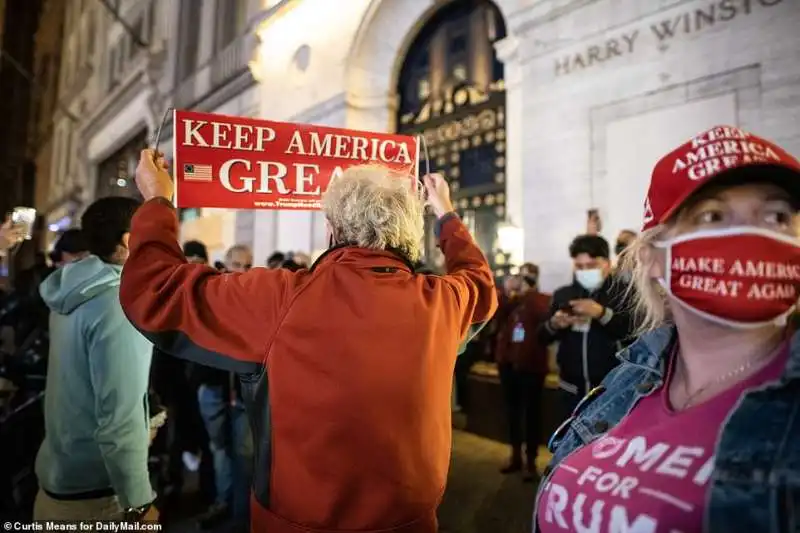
left=0, top=215, right=326, bottom=530
left=487, top=230, right=638, bottom=483
left=0, top=125, right=798, bottom=532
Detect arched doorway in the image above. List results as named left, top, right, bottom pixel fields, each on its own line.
left=394, top=0, right=508, bottom=274
left=95, top=131, right=147, bottom=201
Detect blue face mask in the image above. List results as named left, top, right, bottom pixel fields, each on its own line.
left=575, top=268, right=604, bottom=291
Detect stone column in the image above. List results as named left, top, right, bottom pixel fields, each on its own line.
left=252, top=210, right=279, bottom=266
left=345, top=92, right=396, bottom=133
left=494, top=34, right=525, bottom=253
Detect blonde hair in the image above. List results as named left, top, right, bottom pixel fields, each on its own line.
left=619, top=225, right=671, bottom=335
left=322, top=164, right=424, bottom=262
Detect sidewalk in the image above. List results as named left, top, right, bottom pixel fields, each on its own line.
left=165, top=430, right=545, bottom=533
left=437, top=430, right=540, bottom=533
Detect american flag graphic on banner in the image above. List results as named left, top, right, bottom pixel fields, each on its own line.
left=183, top=163, right=213, bottom=182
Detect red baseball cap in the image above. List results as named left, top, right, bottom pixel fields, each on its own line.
left=641, top=125, right=800, bottom=231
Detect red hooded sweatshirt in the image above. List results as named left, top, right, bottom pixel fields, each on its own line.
left=119, top=199, right=497, bottom=533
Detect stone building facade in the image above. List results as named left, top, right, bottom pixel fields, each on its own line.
left=43, top=0, right=800, bottom=279
left=44, top=0, right=283, bottom=261
left=515, top=0, right=798, bottom=290
left=43, top=0, right=165, bottom=235
left=247, top=0, right=799, bottom=287
left=155, top=0, right=287, bottom=262
left=29, top=0, right=68, bottom=234
left=0, top=0, right=43, bottom=218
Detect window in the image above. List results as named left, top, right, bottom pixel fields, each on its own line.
left=64, top=128, right=73, bottom=178
left=395, top=0, right=507, bottom=271
left=130, top=17, right=143, bottom=58
left=62, top=37, right=75, bottom=88
left=459, top=145, right=496, bottom=188
left=76, top=23, right=84, bottom=67
left=108, top=47, right=118, bottom=89
left=445, top=26, right=470, bottom=80
left=71, top=35, right=78, bottom=76
left=216, top=0, right=248, bottom=50
left=96, top=131, right=147, bottom=200
left=449, top=33, right=468, bottom=55
left=33, top=58, right=49, bottom=127
left=47, top=56, right=59, bottom=118
left=51, top=127, right=63, bottom=188
left=396, top=0, right=505, bottom=118
left=117, top=40, right=126, bottom=77
left=399, top=42, right=431, bottom=117
left=86, top=11, right=95, bottom=57
left=145, top=1, right=156, bottom=43
left=177, top=0, right=202, bottom=81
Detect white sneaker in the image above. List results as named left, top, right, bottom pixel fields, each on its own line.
left=182, top=451, right=201, bottom=472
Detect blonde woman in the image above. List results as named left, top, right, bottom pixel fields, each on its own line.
left=534, top=126, right=800, bottom=533
left=123, top=153, right=497, bottom=533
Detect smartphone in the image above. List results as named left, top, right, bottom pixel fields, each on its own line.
left=586, top=208, right=602, bottom=234
left=558, top=302, right=575, bottom=315
left=11, top=207, right=36, bottom=240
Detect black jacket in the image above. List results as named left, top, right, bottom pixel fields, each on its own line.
left=537, top=275, right=635, bottom=394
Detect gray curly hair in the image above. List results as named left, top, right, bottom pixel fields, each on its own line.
left=322, top=165, right=424, bottom=262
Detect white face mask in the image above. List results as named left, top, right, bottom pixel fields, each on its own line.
left=575, top=268, right=605, bottom=292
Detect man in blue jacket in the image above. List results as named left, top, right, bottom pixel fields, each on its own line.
left=33, top=197, right=157, bottom=522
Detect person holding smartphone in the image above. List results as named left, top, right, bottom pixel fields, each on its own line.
left=537, top=235, right=636, bottom=423
left=0, top=214, right=27, bottom=252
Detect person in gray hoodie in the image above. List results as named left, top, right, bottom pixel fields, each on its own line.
left=33, top=197, right=157, bottom=522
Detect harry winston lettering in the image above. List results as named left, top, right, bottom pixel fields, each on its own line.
left=651, top=0, right=784, bottom=46
left=554, top=0, right=784, bottom=77
left=554, top=31, right=639, bottom=77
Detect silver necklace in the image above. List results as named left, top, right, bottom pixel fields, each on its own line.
left=678, top=357, right=767, bottom=410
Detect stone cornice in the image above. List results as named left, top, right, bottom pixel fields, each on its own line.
left=345, top=91, right=397, bottom=112
left=288, top=92, right=348, bottom=124
left=511, top=0, right=601, bottom=35
left=153, top=69, right=257, bottom=143
left=79, top=60, right=150, bottom=142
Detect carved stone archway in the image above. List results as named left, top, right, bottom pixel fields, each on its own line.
left=346, top=0, right=445, bottom=132
left=344, top=0, right=523, bottom=261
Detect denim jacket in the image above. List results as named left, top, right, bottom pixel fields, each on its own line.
left=532, top=324, right=800, bottom=533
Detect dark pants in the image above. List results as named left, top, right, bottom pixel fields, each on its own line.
left=150, top=356, right=213, bottom=505
left=162, top=387, right=208, bottom=489
left=455, top=342, right=481, bottom=411
left=198, top=385, right=252, bottom=525
left=498, top=363, right=546, bottom=462
left=557, top=385, right=586, bottom=425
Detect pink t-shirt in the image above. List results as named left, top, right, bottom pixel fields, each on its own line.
left=537, top=345, right=788, bottom=533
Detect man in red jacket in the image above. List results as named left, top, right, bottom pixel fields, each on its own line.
left=121, top=152, right=497, bottom=533
left=495, top=266, right=551, bottom=481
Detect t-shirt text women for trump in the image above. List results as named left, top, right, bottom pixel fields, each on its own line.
left=172, top=110, right=420, bottom=210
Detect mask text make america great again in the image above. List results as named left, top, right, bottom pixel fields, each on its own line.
left=172, top=110, right=420, bottom=210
